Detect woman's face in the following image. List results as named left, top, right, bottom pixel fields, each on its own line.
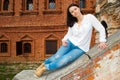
left=69, top=6, right=81, bottom=18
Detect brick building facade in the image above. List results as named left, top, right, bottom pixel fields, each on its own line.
left=0, top=0, right=96, bottom=62
left=12, top=0, right=120, bottom=79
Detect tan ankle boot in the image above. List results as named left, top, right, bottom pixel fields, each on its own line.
left=34, top=66, right=46, bottom=78
left=36, top=63, right=44, bottom=71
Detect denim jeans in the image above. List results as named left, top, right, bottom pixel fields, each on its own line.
left=44, top=40, right=85, bottom=70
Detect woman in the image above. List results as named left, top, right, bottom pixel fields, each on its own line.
left=34, top=3, right=107, bottom=78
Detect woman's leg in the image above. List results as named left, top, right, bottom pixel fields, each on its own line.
left=44, top=40, right=72, bottom=64
left=45, top=47, right=85, bottom=70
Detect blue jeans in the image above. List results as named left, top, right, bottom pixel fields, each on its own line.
left=44, top=40, right=85, bottom=70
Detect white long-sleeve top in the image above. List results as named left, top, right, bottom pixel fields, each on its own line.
left=62, top=14, right=106, bottom=52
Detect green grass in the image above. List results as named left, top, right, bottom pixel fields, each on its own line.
left=0, top=63, right=23, bottom=80
left=0, top=73, right=16, bottom=80
left=0, top=62, right=40, bottom=80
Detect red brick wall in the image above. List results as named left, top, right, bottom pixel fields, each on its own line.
left=0, top=0, right=95, bottom=62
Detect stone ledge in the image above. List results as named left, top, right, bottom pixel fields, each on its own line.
left=87, top=30, right=120, bottom=58
left=13, top=54, right=89, bottom=80
left=13, top=30, right=120, bottom=80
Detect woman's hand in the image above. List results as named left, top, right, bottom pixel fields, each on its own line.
left=62, top=40, right=68, bottom=46
left=98, top=42, right=107, bottom=49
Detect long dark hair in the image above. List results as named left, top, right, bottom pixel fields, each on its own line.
left=67, top=3, right=83, bottom=27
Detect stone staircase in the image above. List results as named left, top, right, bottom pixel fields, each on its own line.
left=13, top=30, right=120, bottom=80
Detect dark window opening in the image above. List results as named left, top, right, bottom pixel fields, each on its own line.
left=0, top=43, right=8, bottom=53
left=16, top=41, right=32, bottom=56
left=0, top=0, right=2, bottom=11
left=101, top=21, right=108, bottom=38
left=23, top=43, right=31, bottom=53
left=46, top=40, right=57, bottom=54
left=3, top=0, right=9, bottom=10
left=26, top=0, right=33, bottom=10
left=49, top=0, right=56, bottom=9
left=16, top=41, right=22, bottom=55
left=80, top=0, right=86, bottom=8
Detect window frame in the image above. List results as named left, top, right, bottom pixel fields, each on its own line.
left=0, top=0, right=14, bottom=16
left=45, top=39, right=57, bottom=55
left=44, top=33, right=60, bottom=57
left=0, top=42, right=8, bottom=53
left=48, top=0, right=56, bottom=9
left=73, top=0, right=95, bottom=14
left=0, top=40, right=10, bottom=57
left=16, top=35, right=34, bottom=57
left=80, top=0, right=86, bottom=8
left=43, top=0, right=62, bottom=14
left=20, top=0, right=39, bottom=15
left=26, top=0, right=34, bottom=10
left=16, top=40, right=34, bottom=57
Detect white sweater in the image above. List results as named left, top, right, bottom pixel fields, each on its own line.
left=62, top=14, right=106, bottom=52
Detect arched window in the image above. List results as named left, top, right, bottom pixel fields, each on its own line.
left=3, top=0, right=9, bottom=10
left=43, top=0, right=62, bottom=14
left=101, top=21, right=108, bottom=38
left=26, top=0, right=33, bottom=10
left=21, top=0, right=39, bottom=15
left=0, top=0, right=14, bottom=16
left=0, top=43, right=8, bottom=53
left=80, top=0, right=86, bottom=8
left=16, top=40, right=33, bottom=56
left=49, top=0, right=56, bottom=9
left=23, top=43, right=31, bottom=53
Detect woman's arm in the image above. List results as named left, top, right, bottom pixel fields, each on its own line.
left=90, top=14, right=107, bottom=49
